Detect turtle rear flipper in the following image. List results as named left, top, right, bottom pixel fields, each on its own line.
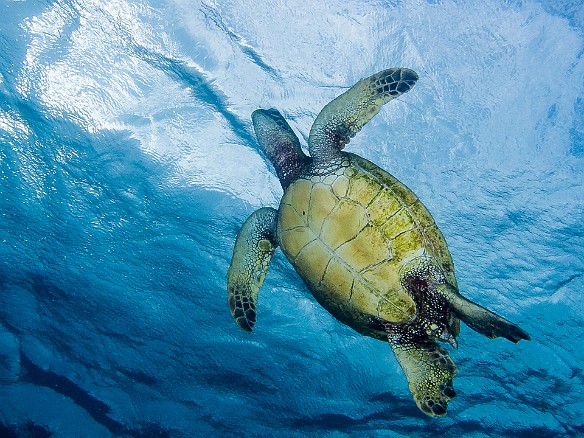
left=228, top=207, right=278, bottom=332
left=439, top=284, right=531, bottom=343
left=389, top=336, right=458, bottom=417
left=308, top=68, right=418, bottom=160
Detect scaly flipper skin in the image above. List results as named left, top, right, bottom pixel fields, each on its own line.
left=390, top=336, right=458, bottom=417
left=370, top=310, right=458, bottom=417
left=308, top=68, right=418, bottom=160
left=252, top=109, right=310, bottom=189
left=439, top=284, right=531, bottom=343
left=227, top=207, right=278, bottom=332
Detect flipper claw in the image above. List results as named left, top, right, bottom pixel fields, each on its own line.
left=441, top=330, right=458, bottom=350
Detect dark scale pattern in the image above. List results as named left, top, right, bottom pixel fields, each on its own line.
left=367, top=256, right=459, bottom=416
left=228, top=207, right=279, bottom=332
left=399, top=256, right=457, bottom=344
left=303, top=157, right=348, bottom=177
left=373, top=68, right=417, bottom=97
left=307, top=68, right=419, bottom=162
left=229, top=283, right=258, bottom=332
left=371, top=309, right=458, bottom=417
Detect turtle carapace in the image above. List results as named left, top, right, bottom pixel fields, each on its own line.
left=227, top=68, right=530, bottom=417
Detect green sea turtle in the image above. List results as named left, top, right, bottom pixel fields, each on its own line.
left=227, top=68, right=530, bottom=417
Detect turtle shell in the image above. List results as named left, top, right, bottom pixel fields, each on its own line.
left=277, top=152, right=456, bottom=338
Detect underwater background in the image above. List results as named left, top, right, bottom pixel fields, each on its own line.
left=1, top=0, right=583, bottom=436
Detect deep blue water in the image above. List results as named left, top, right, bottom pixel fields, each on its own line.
left=1, top=0, right=583, bottom=436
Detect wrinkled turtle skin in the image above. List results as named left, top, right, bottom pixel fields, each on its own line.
left=227, top=68, right=530, bottom=417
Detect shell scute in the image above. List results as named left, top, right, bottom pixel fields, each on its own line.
left=280, top=227, right=316, bottom=259
left=350, top=280, right=379, bottom=318
left=295, top=239, right=330, bottom=282
left=320, top=258, right=353, bottom=302
left=360, top=261, right=398, bottom=295
left=331, top=174, right=350, bottom=198
left=389, top=181, right=419, bottom=206
left=287, top=178, right=312, bottom=216
left=381, top=208, right=414, bottom=240
left=347, top=173, right=381, bottom=206
left=322, top=174, right=337, bottom=185
left=392, top=229, right=424, bottom=260
left=367, top=188, right=403, bottom=225
left=320, top=199, right=368, bottom=249
left=309, top=182, right=339, bottom=233
left=378, top=291, right=416, bottom=323
left=336, top=224, right=392, bottom=272
left=408, top=200, right=433, bottom=225
left=279, top=203, right=306, bottom=231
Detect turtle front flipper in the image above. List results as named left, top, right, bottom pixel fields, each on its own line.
left=308, top=68, right=418, bottom=161
left=389, top=334, right=458, bottom=417
left=228, top=207, right=278, bottom=332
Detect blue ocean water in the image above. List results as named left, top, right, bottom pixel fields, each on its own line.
left=1, top=0, right=583, bottom=436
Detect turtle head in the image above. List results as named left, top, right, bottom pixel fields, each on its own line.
left=252, top=109, right=310, bottom=189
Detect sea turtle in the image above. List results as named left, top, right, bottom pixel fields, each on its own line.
left=227, top=68, right=530, bottom=417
